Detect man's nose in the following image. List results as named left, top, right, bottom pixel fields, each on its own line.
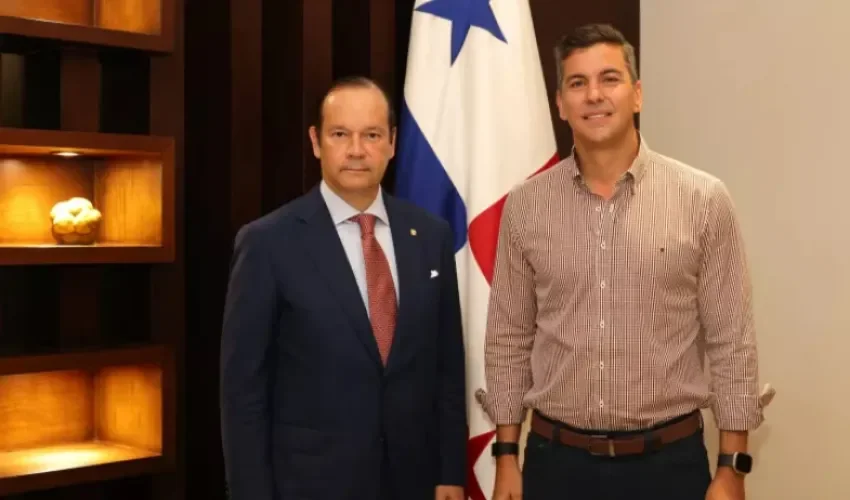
left=347, top=136, right=365, bottom=156
left=585, top=82, right=604, bottom=102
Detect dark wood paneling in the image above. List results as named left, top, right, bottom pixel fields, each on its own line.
left=183, top=0, right=232, bottom=498
left=22, top=50, right=60, bottom=130
left=262, top=0, right=308, bottom=206
left=298, top=0, right=333, bottom=192
left=59, top=49, right=100, bottom=132
left=332, top=0, right=369, bottom=81
left=0, top=54, right=24, bottom=125
left=369, top=0, right=396, bottom=93
left=331, top=0, right=395, bottom=94
left=229, top=0, right=263, bottom=227
left=384, top=0, right=416, bottom=191
left=148, top=1, right=185, bottom=499
left=0, top=266, right=58, bottom=356
left=100, top=51, right=151, bottom=135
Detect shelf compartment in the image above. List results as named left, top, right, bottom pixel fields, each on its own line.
left=0, top=345, right=174, bottom=495
left=0, top=0, right=173, bottom=53
left=0, top=128, right=175, bottom=265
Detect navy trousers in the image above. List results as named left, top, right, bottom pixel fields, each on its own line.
left=522, top=413, right=712, bottom=500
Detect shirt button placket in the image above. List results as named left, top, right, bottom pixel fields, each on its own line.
left=599, top=201, right=614, bottom=424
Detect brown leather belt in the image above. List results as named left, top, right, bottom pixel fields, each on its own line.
left=530, top=411, right=702, bottom=457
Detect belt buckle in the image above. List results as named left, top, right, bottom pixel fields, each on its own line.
left=588, top=435, right=617, bottom=457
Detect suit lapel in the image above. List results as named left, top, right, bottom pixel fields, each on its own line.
left=297, top=188, right=382, bottom=366
left=384, top=196, right=423, bottom=372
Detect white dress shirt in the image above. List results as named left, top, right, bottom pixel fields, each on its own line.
left=319, top=180, right=400, bottom=316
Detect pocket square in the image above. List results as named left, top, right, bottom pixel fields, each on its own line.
left=430, top=269, right=439, bottom=278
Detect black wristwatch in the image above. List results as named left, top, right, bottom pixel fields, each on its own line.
left=491, top=442, right=519, bottom=457
left=717, top=452, right=753, bottom=475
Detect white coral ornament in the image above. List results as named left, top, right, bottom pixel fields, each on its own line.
left=50, top=197, right=102, bottom=244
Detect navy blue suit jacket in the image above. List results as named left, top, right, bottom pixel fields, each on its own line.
left=220, top=186, right=468, bottom=499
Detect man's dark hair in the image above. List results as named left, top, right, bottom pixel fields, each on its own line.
left=553, top=23, right=638, bottom=89
left=314, top=75, right=396, bottom=135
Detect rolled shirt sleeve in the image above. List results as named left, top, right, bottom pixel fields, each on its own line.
left=698, top=180, right=763, bottom=431
left=483, top=192, right=538, bottom=425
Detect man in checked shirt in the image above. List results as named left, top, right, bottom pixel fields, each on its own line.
left=483, top=24, right=763, bottom=500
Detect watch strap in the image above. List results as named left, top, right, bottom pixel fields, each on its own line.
left=491, top=442, right=519, bottom=457
left=717, top=452, right=752, bottom=474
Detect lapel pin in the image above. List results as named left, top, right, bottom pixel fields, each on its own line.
left=410, top=228, right=417, bottom=236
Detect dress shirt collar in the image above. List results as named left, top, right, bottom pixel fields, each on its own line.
left=565, top=132, right=653, bottom=192
left=319, top=180, right=390, bottom=226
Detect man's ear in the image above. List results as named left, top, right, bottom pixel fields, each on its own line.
left=632, top=79, right=643, bottom=114
left=308, top=126, right=321, bottom=159
left=389, top=127, right=397, bottom=158
left=555, top=88, right=568, bottom=121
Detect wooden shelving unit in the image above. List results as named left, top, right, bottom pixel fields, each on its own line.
left=0, top=0, right=184, bottom=496
left=0, top=127, right=175, bottom=265
left=0, top=345, right=175, bottom=495
left=0, top=0, right=174, bottom=52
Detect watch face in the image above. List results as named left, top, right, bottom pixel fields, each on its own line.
left=735, top=453, right=753, bottom=473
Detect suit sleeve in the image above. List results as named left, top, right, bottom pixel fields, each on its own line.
left=436, top=222, right=468, bottom=487
left=220, top=224, right=278, bottom=500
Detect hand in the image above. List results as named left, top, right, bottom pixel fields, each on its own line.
left=492, top=456, right=522, bottom=499
left=435, top=485, right=464, bottom=500
left=706, top=468, right=745, bottom=500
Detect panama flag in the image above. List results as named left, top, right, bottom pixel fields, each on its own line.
left=393, top=0, right=558, bottom=497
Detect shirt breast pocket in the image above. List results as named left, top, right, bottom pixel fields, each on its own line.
left=629, top=235, right=700, bottom=291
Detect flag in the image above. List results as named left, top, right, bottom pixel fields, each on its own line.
left=393, top=1, right=558, bottom=498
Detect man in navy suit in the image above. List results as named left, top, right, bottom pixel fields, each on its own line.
left=220, top=76, right=468, bottom=500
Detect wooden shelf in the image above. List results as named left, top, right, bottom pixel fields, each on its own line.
left=0, top=345, right=174, bottom=495
left=0, top=128, right=175, bottom=265
left=0, top=0, right=173, bottom=52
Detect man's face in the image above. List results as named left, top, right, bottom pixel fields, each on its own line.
left=309, top=86, right=396, bottom=196
left=556, top=43, right=642, bottom=147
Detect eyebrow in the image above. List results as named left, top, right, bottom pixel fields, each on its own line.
left=566, top=68, right=624, bottom=81
left=326, top=126, right=386, bottom=133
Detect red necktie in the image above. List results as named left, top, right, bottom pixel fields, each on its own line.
left=351, top=214, right=397, bottom=364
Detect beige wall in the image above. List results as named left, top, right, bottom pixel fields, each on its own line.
left=640, top=1, right=850, bottom=498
